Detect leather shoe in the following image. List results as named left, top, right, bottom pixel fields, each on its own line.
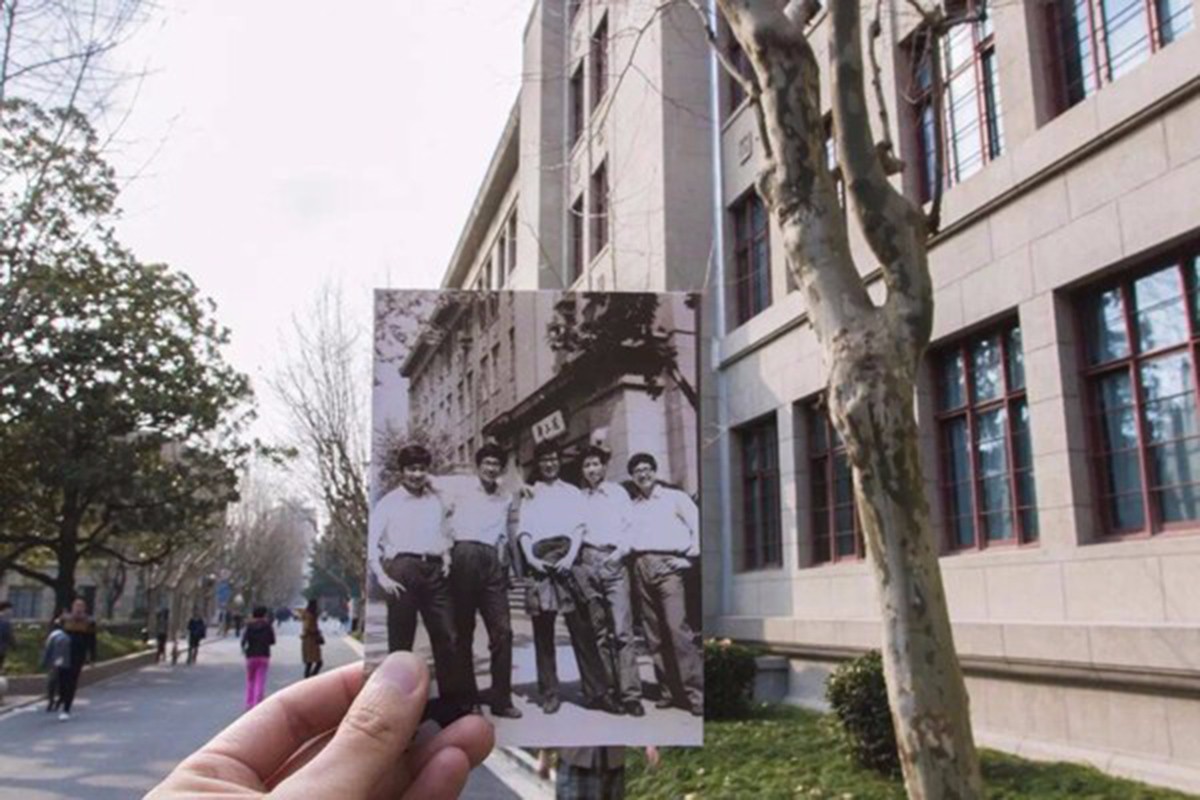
left=654, top=696, right=674, bottom=710
left=491, top=705, right=524, bottom=719
left=543, top=696, right=561, bottom=714
left=624, top=700, right=645, bottom=717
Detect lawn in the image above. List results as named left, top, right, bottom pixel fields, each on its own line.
left=2, top=623, right=149, bottom=675
left=624, top=705, right=1195, bottom=799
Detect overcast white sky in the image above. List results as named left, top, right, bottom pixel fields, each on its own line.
left=109, top=1, right=532, bottom=441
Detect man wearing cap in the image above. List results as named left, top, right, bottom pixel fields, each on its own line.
left=434, top=443, right=523, bottom=719
left=575, top=444, right=645, bottom=716
left=517, top=440, right=614, bottom=715
left=626, top=452, right=703, bottom=716
left=368, top=443, right=463, bottom=707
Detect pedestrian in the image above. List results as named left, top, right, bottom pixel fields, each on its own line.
left=437, top=443, right=522, bottom=719
left=59, top=598, right=97, bottom=720
left=154, top=608, right=169, bottom=664
left=233, top=612, right=244, bottom=638
left=41, top=620, right=70, bottom=716
left=539, top=746, right=660, bottom=799
left=0, top=600, right=15, bottom=672
left=147, top=652, right=495, bottom=798
left=300, top=598, right=324, bottom=678
left=368, top=443, right=466, bottom=712
left=241, top=606, right=276, bottom=710
left=626, top=453, right=703, bottom=716
left=517, top=441, right=614, bottom=715
left=576, top=444, right=644, bottom=716
left=186, top=612, right=207, bottom=665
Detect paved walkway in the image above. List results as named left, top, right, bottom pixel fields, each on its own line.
left=0, top=623, right=521, bottom=799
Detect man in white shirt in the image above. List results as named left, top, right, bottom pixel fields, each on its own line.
left=575, top=444, right=645, bottom=716
left=368, top=444, right=464, bottom=709
left=626, top=452, right=703, bottom=716
left=517, top=440, right=614, bottom=715
left=438, top=443, right=522, bottom=719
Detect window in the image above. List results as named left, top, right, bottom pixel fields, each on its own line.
left=497, top=231, right=508, bottom=287
left=568, top=195, right=584, bottom=285
left=490, top=343, right=500, bottom=391
left=1081, top=253, right=1200, bottom=536
left=724, top=23, right=754, bottom=115
left=507, top=211, right=518, bottom=278
left=911, top=5, right=1005, bottom=201
left=591, top=16, right=609, bottom=110
left=824, top=116, right=845, bottom=210
left=1049, top=0, right=1193, bottom=109
left=731, top=190, right=771, bottom=325
left=740, top=415, right=782, bottom=570
left=569, top=64, right=585, bottom=147
left=809, top=401, right=863, bottom=564
left=937, top=322, right=1038, bottom=549
left=590, top=161, right=609, bottom=259
left=7, top=586, right=41, bottom=618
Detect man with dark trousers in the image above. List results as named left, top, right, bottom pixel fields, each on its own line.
left=626, top=452, right=703, bottom=716
left=368, top=443, right=464, bottom=710
left=518, top=440, right=616, bottom=715
left=436, top=443, right=523, bottom=719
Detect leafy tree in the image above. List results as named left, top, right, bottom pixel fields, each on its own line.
left=0, top=98, right=252, bottom=613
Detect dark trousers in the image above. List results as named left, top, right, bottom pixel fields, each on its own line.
left=382, top=555, right=464, bottom=705
left=634, top=553, right=703, bottom=712
left=449, top=541, right=514, bottom=710
left=59, top=664, right=81, bottom=712
left=529, top=539, right=609, bottom=706
left=576, top=545, right=642, bottom=703
left=187, top=637, right=201, bottom=664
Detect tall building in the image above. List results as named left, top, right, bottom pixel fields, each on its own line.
left=432, top=0, right=1200, bottom=791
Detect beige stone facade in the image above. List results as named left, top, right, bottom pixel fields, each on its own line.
left=433, top=0, right=1200, bottom=792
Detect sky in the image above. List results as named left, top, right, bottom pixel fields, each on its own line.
left=108, top=1, right=533, bottom=443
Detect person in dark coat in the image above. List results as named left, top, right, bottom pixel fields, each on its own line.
left=186, top=613, right=207, bottom=664
left=241, top=606, right=275, bottom=709
left=59, top=599, right=97, bottom=719
left=300, top=598, right=324, bottom=678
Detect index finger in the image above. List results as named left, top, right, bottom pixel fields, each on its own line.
left=188, top=662, right=364, bottom=784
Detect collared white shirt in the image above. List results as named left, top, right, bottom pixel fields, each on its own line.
left=369, top=485, right=449, bottom=559
left=434, top=474, right=512, bottom=547
left=581, top=480, right=632, bottom=549
left=629, top=484, right=699, bottom=555
left=518, top=479, right=585, bottom=545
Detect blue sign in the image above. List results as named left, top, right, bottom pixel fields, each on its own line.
left=216, top=581, right=232, bottom=607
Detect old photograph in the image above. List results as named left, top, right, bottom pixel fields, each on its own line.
left=366, top=289, right=702, bottom=747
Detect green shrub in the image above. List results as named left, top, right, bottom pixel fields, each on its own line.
left=703, top=638, right=758, bottom=719
left=825, top=650, right=900, bottom=775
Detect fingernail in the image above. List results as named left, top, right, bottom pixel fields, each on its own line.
left=373, top=651, right=423, bottom=696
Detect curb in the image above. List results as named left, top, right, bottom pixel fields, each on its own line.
left=0, top=648, right=156, bottom=718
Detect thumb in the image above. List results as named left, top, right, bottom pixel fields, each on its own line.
left=278, top=651, right=428, bottom=798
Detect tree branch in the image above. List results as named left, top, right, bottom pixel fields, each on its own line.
left=829, top=0, right=932, bottom=359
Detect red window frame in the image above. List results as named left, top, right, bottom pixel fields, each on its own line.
left=740, top=414, right=782, bottom=571
left=935, top=320, right=1039, bottom=551
left=590, top=161, right=608, bottom=259
left=1079, top=249, right=1200, bottom=539
left=731, top=190, right=771, bottom=326
left=910, top=3, right=1004, bottom=202
left=808, top=399, right=863, bottom=565
left=1047, top=0, right=1193, bottom=111
left=591, top=15, right=608, bottom=111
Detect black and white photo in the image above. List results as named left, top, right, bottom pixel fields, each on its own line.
left=367, top=289, right=702, bottom=747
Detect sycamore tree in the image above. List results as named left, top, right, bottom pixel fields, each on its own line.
left=709, top=0, right=982, bottom=796
left=0, top=98, right=252, bottom=613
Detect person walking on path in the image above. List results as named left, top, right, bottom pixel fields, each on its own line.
left=438, top=443, right=523, bottom=719
left=626, top=452, right=703, bottom=716
left=40, top=620, right=71, bottom=717
left=300, top=598, right=324, bottom=678
left=539, top=746, right=661, bottom=799
left=186, top=613, right=207, bottom=665
left=154, top=608, right=170, bottom=664
left=241, top=606, right=276, bottom=709
left=518, top=441, right=614, bottom=715
left=0, top=600, right=15, bottom=672
left=58, top=599, right=97, bottom=720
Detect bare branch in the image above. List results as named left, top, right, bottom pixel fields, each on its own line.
left=867, top=0, right=904, bottom=175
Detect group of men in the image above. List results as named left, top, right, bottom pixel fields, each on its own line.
left=367, top=440, right=703, bottom=721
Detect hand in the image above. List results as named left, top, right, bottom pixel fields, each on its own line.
left=666, top=556, right=691, bottom=571
left=148, top=652, right=495, bottom=800
left=552, top=560, right=573, bottom=576
left=527, top=557, right=549, bottom=575
left=376, top=571, right=406, bottom=597
left=645, top=746, right=661, bottom=769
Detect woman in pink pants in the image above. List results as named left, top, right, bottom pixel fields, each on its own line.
left=240, top=606, right=276, bottom=709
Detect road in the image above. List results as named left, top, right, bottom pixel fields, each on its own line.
left=0, top=623, right=523, bottom=799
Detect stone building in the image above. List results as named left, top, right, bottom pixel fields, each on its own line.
left=427, top=0, right=1200, bottom=791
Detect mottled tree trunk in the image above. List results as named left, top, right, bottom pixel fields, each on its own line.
left=715, top=1, right=982, bottom=796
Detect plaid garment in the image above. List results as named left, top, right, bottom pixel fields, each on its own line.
left=555, top=764, right=626, bottom=800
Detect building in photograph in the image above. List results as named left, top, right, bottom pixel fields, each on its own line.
left=429, top=0, right=1200, bottom=791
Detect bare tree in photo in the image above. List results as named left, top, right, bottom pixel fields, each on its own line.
left=709, top=1, right=982, bottom=796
